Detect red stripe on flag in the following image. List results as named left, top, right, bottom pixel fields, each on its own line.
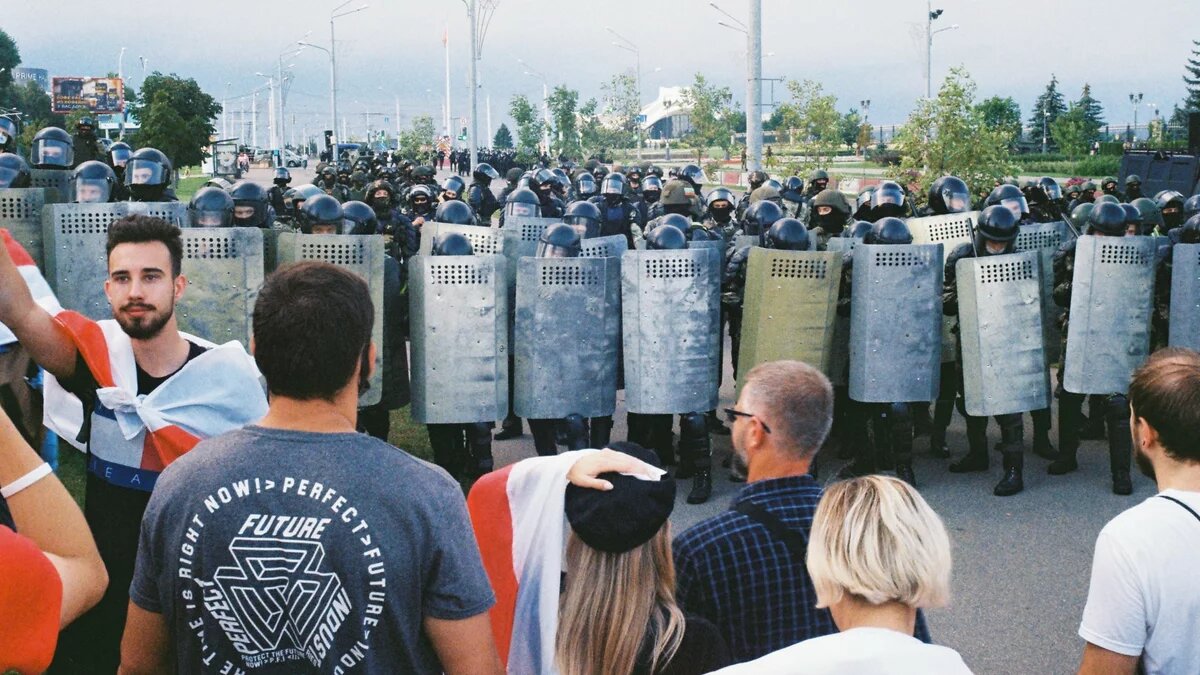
left=141, top=425, right=200, bottom=472
left=53, top=311, right=115, bottom=388
left=467, top=465, right=518, bottom=668
left=1, top=229, right=35, bottom=267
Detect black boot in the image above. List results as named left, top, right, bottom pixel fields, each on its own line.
left=994, top=452, right=1025, bottom=496
left=706, top=410, right=730, bottom=436
left=465, top=422, right=495, bottom=481
left=1030, top=408, right=1056, bottom=459
left=687, top=469, right=713, bottom=504
left=928, top=426, right=950, bottom=458
left=912, top=402, right=932, bottom=438
left=895, top=462, right=916, bottom=486
left=529, top=419, right=559, bottom=456
left=589, top=416, right=614, bottom=449
left=495, top=414, right=523, bottom=440
left=888, top=403, right=916, bottom=487
left=428, top=424, right=466, bottom=478
left=563, top=414, right=588, bottom=451
left=949, top=416, right=989, bottom=473
left=1080, top=396, right=1106, bottom=440
left=1049, top=393, right=1083, bottom=475
left=676, top=413, right=708, bottom=479
left=1107, top=395, right=1133, bottom=496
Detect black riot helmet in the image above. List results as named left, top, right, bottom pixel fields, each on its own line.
left=867, top=217, right=913, bottom=245
left=706, top=187, right=736, bottom=221
left=0, top=153, right=32, bottom=188
left=591, top=163, right=609, bottom=180
left=645, top=223, right=688, bottom=250
left=341, top=200, right=380, bottom=235
left=273, top=166, right=291, bottom=187
left=75, top=116, right=96, bottom=137
left=974, top=205, right=1019, bottom=255
left=811, top=189, right=852, bottom=234
left=530, top=168, right=557, bottom=200
left=844, top=220, right=874, bottom=240
left=187, top=187, right=235, bottom=228
left=1131, top=198, right=1164, bottom=233
left=1038, top=176, right=1062, bottom=203
left=678, top=164, right=706, bottom=188
left=1184, top=194, right=1200, bottom=221
left=126, top=147, right=171, bottom=186
left=367, top=179, right=396, bottom=210
left=870, top=181, right=907, bottom=219
left=929, top=176, right=970, bottom=215
left=435, top=199, right=475, bottom=225
left=747, top=170, right=769, bottom=191
left=407, top=183, right=436, bottom=215
left=641, top=175, right=662, bottom=203
left=320, top=164, right=338, bottom=186
left=473, top=162, right=500, bottom=183
left=564, top=200, right=602, bottom=239
left=743, top=200, right=785, bottom=236
left=1120, top=203, right=1142, bottom=234
left=575, top=171, right=599, bottom=199
left=986, top=184, right=1029, bottom=222
left=536, top=223, right=582, bottom=258
left=1157, top=190, right=1186, bottom=230
left=657, top=213, right=692, bottom=235
left=504, top=187, right=541, bottom=218
left=299, top=194, right=345, bottom=234
left=440, top=175, right=467, bottom=200
left=1087, top=202, right=1128, bottom=237
left=809, top=169, right=830, bottom=190
left=432, top=232, right=475, bottom=256
left=30, top=126, right=73, bottom=169
left=763, top=178, right=784, bottom=193
left=784, top=176, right=804, bottom=194
left=1179, top=215, right=1200, bottom=245
left=0, top=117, right=17, bottom=153
left=413, top=165, right=437, bottom=184
left=765, top=218, right=812, bottom=251
left=72, top=160, right=116, bottom=203
left=601, top=172, right=627, bottom=199
left=626, top=166, right=643, bottom=189
left=504, top=166, right=522, bottom=186
left=230, top=180, right=270, bottom=227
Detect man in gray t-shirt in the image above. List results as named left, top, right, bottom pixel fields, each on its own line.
left=119, top=261, right=501, bottom=674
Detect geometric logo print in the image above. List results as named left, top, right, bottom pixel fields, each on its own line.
left=212, top=537, right=347, bottom=656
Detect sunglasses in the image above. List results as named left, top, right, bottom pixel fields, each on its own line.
left=723, top=408, right=771, bottom=434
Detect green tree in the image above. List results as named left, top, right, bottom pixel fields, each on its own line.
left=1029, top=74, right=1068, bottom=149
left=11, top=80, right=65, bottom=149
left=1076, top=83, right=1105, bottom=142
left=397, top=115, right=435, bottom=159
left=1049, top=105, right=1090, bottom=158
left=1184, top=39, right=1200, bottom=111
left=680, top=73, right=738, bottom=156
left=493, top=122, right=513, bottom=149
left=974, top=96, right=1022, bottom=148
left=509, top=94, right=545, bottom=163
left=776, top=79, right=841, bottom=174
left=889, top=67, right=1017, bottom=206
left=578, top=97, right=614, bottom=157
left=546, top=85, right=581, bottom=159
left=0, top=29, right=19, bottom=109
left=128, top=73, right=220, bottom=170
left=838, top=108, right=863, bottom=147
left=600, top=72, right=639, bottom=149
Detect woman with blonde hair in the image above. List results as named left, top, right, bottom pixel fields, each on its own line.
left=715, top=475, right=970, bottom=674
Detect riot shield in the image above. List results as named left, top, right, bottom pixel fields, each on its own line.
left=848, top=243, right=943, bottom=403
left=44, top=202, right=188, bottom=319
left=0, top=188, right=47, bottom=271
left=409, top=254, right=508, bottom=424
left=500, top=215, right=559, bottom=327
left=1015, top=220, right=1074, bottom=363
left=687, top=238, right=727, bottom=267
left=581, top=234, right=629, bottom=259
left=733, top=234, right=759, bottom=250
left=29, top=169, right=71, bottom=204
left=175, top=228, right=265, bottom=348
left=824, top=237, right=860, bottom=254
left=622, top=247, right=721, bottom=414
left=418, top=221, right=502, bottom=256
left=737, top=248, right=843, bottom=388
left=275, top=232, right=386, bottom=406
left=1063, top=235, right=1156, bottom=395
left=513, top=256, right=620, bottom=419
left=955, top=251, right=1050, bottom=416
left=908, top=211, right=977, bottom=248
left=1170, top=243, right=1200, bottom=350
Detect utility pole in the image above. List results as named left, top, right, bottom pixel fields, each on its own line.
left=925, top=3, right=958, bottom=98
left=607, top=27, right=643, bottom=161
left=1130, top=92, right=1143, bottom=144
left=468, top=0, right=479, bottom=171
left=444, top=24, right=452, bottom=142
left=747, top=0, right=762, bottom=171
left=252, top=90, right=258, bottom=149
left=118, top=47, right=126, bottom=140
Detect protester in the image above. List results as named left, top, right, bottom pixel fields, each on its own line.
left=1076, top=348, right=1200, bottom=675
left=119, top=262, right=501, bottom=674
left=714, top=475, right=968, bottom=674
left=0, top=407, right=107, bottom=674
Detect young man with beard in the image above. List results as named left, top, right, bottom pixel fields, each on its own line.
left=0, top=216, right=266, bottom=672
left=1075, top=349, right=1200, bottom=675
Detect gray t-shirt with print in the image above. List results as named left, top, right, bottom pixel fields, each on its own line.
left=130, top=425, right=494, bottom=674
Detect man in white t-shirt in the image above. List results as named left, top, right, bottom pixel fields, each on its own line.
left=1077, top=348, right=1200, bottom=675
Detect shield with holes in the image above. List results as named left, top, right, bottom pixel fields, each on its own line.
left=418, top=221, right=503, bottom=256
left=581, top=234, right=628, bottom=259
left=621, top=247, right=721, bottom=414
left=0, top=188, right=47, bottom=271
left=44, top=201, right=188, bottom=319
left=1063, top=235, right=1157, bottom=395
left=955, top=251, right=1049, bottom=416
left=1170, top=243, right=1200, bottom=350
left=29, top=169, right=71, bottom=204
left=825, top=236, right=861, bottom=254
left=275, top=232, right=386, bottom=406
left=737, top=248, right=844, bottom=389
left=513, top=256, right=620, bottom=419
left=733, top=234, right=759, bottom=251
left=174, top=228, right=264, bottom=348
left=849, top=243, right=943, bottom=403
left=409, top=254, right=508, bottom=424
left=500, top=215, right=559, bottom=327
left=1015, top=220, right=1074, bottom=363
left=909, top=212, right=977, bottom=364
left=687, top=238, right=726, bottom=267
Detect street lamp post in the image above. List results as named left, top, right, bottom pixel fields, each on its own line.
left=1129, top=92, right=1143, bottom=144
left=606, top=27, right=642, bottom=161
left=302, top=2, right=368, bottom=160
left=118, top=47, right=127, bottom=139
left=712, top=1, right=761, bottom=171
left=925, top=2, right=958, bottom=98
left=518, top=59, right=551, bottom=155
left=255, top=73, right=275, bottom=161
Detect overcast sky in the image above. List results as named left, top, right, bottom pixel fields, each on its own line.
left=8, top=1, right=1200, bottom=143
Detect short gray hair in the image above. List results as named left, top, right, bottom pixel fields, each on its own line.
left=741, top=360, right=833, bottom=458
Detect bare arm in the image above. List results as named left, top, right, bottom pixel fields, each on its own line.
left=118, top=603, right=172, bottom=675
left=424, top=613, right=504, bottom=675
left=1077, top=642, right=1138, bottom=675
left=0, top=234, right=77, bottom=378
left=0, top=407, right=106, bottom=627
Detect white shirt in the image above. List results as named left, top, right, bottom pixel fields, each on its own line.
left=1080, top=489, right=1200, bottom=675
left=710, top=626, right=972, bottom=675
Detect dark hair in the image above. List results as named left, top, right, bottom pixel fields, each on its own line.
left=252, top=261, right=374, bottom=401
left=1129, top=348, right=1200, bottom=463
left=106, top=215, right=183, bottom=276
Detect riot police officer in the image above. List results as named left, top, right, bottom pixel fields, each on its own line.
left=700, top=187, right=739, bottom=244
left=987, top=184, right=1032, bottom=224
left=530, top=167, right=565, bottom=217
left=229, top=181, right=273, bottom=228
left=1124, top=174, right=1143, bottom=201
left=30, top=126, right=73, bottom=170
left=125, top=147, right=176, bottom=202
left=868, top=181, right=908, bottom=221
left=187, top=187, right=235, bottom=227
left=1099, top=176, right=1122, bottom=200
left=676, top=164, right=707, bottom=219
left=806, top=169, right=830, bottom=198
left=434, top=199, right=477, bottom=226
left=368, top=180, right=418, bottom=261
left=563, top=200, right=602, bottom=240
left=468, top=162, right=501, bottom=222
left=268, top=167, right=291, bottom=214
left=319, top=164, right=351, bottom=202
left=588, top=172, right=640, bottom=248
left=0, top=116, right=17, bottom=154
left=736, top=169, right=769, bottom=221
left=498, top=167, right=523, bottom=205
left=71, top=161, right=116, bottom=204
left=808, top=188, right=852, bottom=248
left=640, top=175, right=663, bottom=223
left=780, top=175, right=806, bottom=218
left=71, top=117, right=102, bottom=166
left=402, top=183, right=437, bottom=229
left=0, top=153, right=32, bottom=188
left=1157, top=190, right=1186, bottom=232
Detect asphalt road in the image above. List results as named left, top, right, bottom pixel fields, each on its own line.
left=249, top=164, right=1144, bottom=674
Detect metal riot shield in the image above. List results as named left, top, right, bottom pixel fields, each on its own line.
left=500, top=215, right=559, bottom=328
left=1170, top=243, right=1200, bottom=350
left=581, top=234, right=629, bottom=259
left=955, top=251, right=1050, bottom=416
left=0, top=188, right=47, bottom=271
left=848, top=243, right=943, bottom=403
left=733, top=234, right=759, bottom=250
left=622, top=247, right=721, bottom=414
left=275, top=232, right=386, bottom=406
left=175, top=228, right=264, bottom=348
left=909, top=212, right=976, bottom=365
left=824, top=237, right=860, bottom=254
left=418, top=221, right=503, bottom=256
left=825, top=239, right=863, bottom=385
left=513, top=257, right=620, bottom=419
left=1015, top=220, right=1074, bottom=363
left=1063, top=235, right=1156, bottom=395
left=409, top=254, right=508, bottom=424
left=737, top=248, right=843, bottom=388
left=29, top=169, right=71, bottom=204
left=687, top=238, right=726, bottom=267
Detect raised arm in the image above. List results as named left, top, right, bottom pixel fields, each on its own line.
left=0, top=233, right=78, bottom=378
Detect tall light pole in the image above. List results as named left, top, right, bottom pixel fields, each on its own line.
left=1129, top=92, right=1143, bottom=144
left=138, top=56, right=148, bottom=83
left=860, top=99, right=871, bottom=154
left=303, top=2, right=368, bottom=158
left=606, top=27, right=642, bottom=161
left=713, top=1, right=760, bottom=171
left=118, top=47, right=126, bottom=139
left=925, top=3, right=958, bottom=98
left=518, top=59, right=551, bottom=155
left=256, top=73, right=275, bottom=157
left=277, top=42, right=304, bottom=152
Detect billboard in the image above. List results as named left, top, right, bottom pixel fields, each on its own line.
left=51, top=76, right=125, bottom=114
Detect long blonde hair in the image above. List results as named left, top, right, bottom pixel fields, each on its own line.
left=555, top=524, right=686, bottom=675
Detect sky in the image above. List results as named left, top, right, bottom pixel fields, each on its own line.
left=6, top=0, right=1200, bottom=144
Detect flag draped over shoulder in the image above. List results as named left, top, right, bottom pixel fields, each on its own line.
left=0, top=230, right=61, bottom=347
